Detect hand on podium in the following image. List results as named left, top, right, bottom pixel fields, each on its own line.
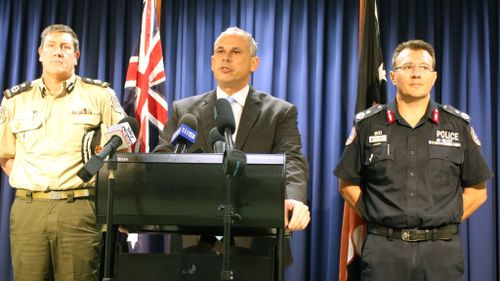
left=284, top=199, right=310, bottom=231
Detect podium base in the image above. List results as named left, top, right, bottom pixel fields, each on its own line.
left=113, top=253, right=274, bottom=281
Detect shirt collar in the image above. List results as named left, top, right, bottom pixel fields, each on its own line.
left=39, top=74, right=77, bottom=98
left=216, top=84, right=249, bottom=107
left=387, top=98, right=440, bottom=125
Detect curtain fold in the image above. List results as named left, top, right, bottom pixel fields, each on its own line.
left=0, top=1, right=498, bottom=280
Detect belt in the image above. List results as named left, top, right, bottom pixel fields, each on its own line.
left=16, top=188, right=95, bottom=200
left=368, top=224, right=458, bottom=241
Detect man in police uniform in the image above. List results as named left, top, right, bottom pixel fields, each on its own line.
left=0, top=24, right=125, bottom=281
left=334, top=40, right=493, bottom=281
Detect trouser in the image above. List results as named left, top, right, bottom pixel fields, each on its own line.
left=10, top=197, right=101, bottom=281
left=361, top=233, right=464, bottom=281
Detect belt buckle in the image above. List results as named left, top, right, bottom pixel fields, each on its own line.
left=48, top=191, right=63, bottom=200
left=401, top=229, right=418, bottom=241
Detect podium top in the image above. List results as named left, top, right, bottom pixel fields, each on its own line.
left=96, top=153, right=286, bottom=229
left=114, top=153, right=285, bottom=165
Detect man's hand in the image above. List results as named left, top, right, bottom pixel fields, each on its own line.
left=285, top=199, right=310, bottom=231
left=0, top=158, right=14, bottom=176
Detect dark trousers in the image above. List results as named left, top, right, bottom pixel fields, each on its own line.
left=361, top=233, right=464, bottom=281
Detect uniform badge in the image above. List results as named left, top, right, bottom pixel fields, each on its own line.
left=110, top=95, right=124, bottom=114
left=0, top=106, right=6, bottom=125
left=345, top=127, right=357, bottom=146
left=470, top=127, right=481, bottom=147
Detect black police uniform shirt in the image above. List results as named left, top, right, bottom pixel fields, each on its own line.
left=334, top=99, right=493, bottom=229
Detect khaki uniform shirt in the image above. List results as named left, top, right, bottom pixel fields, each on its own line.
left=0, top=75, right=125, bottom=191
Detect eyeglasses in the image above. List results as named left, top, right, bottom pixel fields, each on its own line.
left=394, top=64, right=434, bottom=74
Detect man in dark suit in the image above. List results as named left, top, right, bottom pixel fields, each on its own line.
left=154, top=27, right=310, bottom=258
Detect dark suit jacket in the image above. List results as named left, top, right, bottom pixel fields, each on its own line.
left=153, top=87, right=309, bottom=265
left=154, top=87, right=309, bottom=202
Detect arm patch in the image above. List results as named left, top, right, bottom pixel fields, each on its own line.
left=3, top=81, right=32, bottom=99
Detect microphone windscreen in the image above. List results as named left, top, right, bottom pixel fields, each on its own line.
left=119, top=116, right=140, bottom=136
left=178, top=113, right=198, bottom=131
left=214, top=98, right=235, bottom=135
left=209, top=127, right=225, bottom=147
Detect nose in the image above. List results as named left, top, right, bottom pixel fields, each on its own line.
left=222, top=52, right=232, bottom=61
left=410, top=68, right=422, bottom=78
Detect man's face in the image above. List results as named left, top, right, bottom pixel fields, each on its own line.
left=390, top=48, right=437, bottom=101
left=211, top=34, right=259, bottom=93
left=38, top=31, right=80, bottom=80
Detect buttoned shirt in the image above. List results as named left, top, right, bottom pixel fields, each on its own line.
left=0, top=75, right=125, bottom=191
left=334, top=99, right=493, bottom=228
left=216, top=85, right=248, bottom=140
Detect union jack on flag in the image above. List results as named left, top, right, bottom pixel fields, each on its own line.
left=123, top=0, right=168, bottom=152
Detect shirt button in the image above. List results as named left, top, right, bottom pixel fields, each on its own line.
left=410, top=150, right=415, bottom=155
left=409, top=192, right=415, bottom=198
left=409, top=172, right=414, bottom=176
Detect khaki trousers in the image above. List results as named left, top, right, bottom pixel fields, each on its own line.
left=10, top=197, right=101, bottom=281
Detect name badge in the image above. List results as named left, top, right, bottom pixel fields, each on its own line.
left=369, top=135, right=387, bottom=143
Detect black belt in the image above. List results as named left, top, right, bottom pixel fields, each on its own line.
left=368, top=224, right=458, bottom=241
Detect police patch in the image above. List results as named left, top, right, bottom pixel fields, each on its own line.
left=345, top=127, right=357, bottom=146
left=470, top=127, right=481, bottom=147
left=0, top=106, right=6, bottom=125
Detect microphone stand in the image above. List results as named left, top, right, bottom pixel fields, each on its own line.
left=103, top=152, right=117, bottom=281
left=220, top=148, right=246, bottom=281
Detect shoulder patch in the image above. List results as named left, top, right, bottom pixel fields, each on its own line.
left=354, top=104, right=385, bottom=123
left=3, top=81, right=33, bottom=99
left=470, top=127, right=481, bottom=146
left=345, top=126, right=357, bottom=146
left=80, top=77, right=110, bottom=88
left=440, top=104, right=470, bottom=123
left=0, top=105, right=6, bottom=125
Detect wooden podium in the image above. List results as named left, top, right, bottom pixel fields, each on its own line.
left=96, top=153, right=286, bottom=281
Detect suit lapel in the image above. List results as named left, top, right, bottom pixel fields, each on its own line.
left=198, top=91, right=217, bottom=150
left=235, top=88, right=261, bottom=148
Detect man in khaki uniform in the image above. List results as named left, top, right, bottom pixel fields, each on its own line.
left=0, top=24, right=125, bottom=281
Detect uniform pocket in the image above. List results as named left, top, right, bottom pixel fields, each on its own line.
left=428, top=145, right=463, bottom=187
left=11, top=113, right=45, bottom=151
left=364, top=143, right=395, bottom=184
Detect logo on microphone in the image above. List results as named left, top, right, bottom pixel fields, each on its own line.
left=171, top=123, right=197, bottom=145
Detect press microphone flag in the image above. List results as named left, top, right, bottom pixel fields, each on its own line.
left=170, top=113, right=198, bottom=153
left=104, top=121, right=138, bottom=151
left=77, top=117, right=139, bottom=182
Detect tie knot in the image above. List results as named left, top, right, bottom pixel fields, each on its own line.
left=226, top=96, right=237, bottom=104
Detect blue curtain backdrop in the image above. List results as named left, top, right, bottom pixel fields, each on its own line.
left=0, top=0, right=498, bottom=280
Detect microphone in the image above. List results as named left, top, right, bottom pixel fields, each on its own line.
left=77, top=117, right=139, bottom=182
left=209, top=127, right=225, bottom=153
left=170, top=113, right=198, bottom=153
left=214, top=98, right=246, bottom=176
left=214, top=98, right=235, bottom=149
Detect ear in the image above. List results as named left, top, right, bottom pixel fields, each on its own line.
left=74, top=51, right=80, bottom=65
left=210, top=55, right=215, bottom=72
left=430, top=71, right=438, bottom=86
left=38, top=47, right=43, bottom=62
left=250, top=56, right=260, bottom=72
left=389, top=70, right=397, bottom=85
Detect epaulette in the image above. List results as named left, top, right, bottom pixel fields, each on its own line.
left=3, top=81, right=33, bottom=99
left=354, top=104, right=385, bottom=123
left=440, top=104, right=470, bottom=123
left=80, top=77, right=110, bottom=88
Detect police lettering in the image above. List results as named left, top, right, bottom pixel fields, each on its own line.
left=436, top=130, right=459, bottom=141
